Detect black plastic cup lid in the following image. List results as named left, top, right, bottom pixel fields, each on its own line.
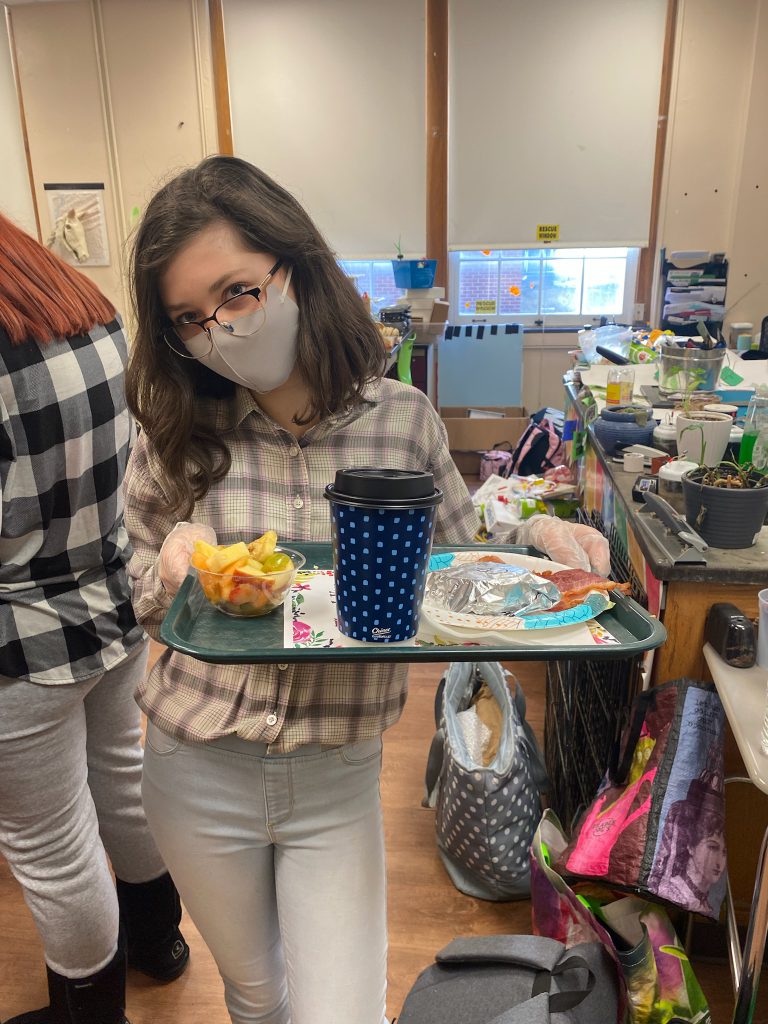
left=331, top=468, right=436, bottom=502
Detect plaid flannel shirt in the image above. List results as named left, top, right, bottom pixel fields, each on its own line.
left=0, top=319, right=145, bottom=683
left=126, top=377, right=478, bottom=752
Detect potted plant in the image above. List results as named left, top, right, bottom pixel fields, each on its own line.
left=673, top=367, right=732, bottom=466
left=391, top=236, right=438, bottom=290
left=681, top=461, right=768, bottom=548
left=658, top=338, right=725, bottom=395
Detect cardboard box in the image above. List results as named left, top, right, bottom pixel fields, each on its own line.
left=451, top=451, right=483, bottom=475
left=441, top=405, right=528, bottom=454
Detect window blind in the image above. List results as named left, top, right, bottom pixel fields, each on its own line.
left=449, top=0, right=667, bottom=250
left=224, top=0, right=426, bottom=259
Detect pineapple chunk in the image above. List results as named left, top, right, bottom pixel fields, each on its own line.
left=233, top=560, right=265, bottom=578
left=190, top=539, right=219, bottom=571
left=208, top=542, right=250, bottom=574
left=248, top=530, right=278, bottom=563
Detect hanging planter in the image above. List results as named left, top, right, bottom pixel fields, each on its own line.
left=682, top=463, right=768, bottom=548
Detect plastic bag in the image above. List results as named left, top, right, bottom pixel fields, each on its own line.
left=578, top=325, right=633, bottom=365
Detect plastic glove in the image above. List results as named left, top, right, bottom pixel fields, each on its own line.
left=569, top=523, right=611, bottom=577
left=523, top=515, right=591, bottom=572
left=158, top=521, right=217, bottom=596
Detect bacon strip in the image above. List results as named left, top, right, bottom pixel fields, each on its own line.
left=535, top=568, right=630, bottom=613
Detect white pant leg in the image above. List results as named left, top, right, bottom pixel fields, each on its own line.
left=83, top=641, right=166, bottom=883
left=140, top=724, right=388, bottom=1024
left=141, top=721, right=289, bottom=1024
left=274, top=739, right=387, bottom=1024
left=0, top=673, right=117, bottom=976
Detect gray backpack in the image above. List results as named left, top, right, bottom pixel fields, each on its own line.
left=424, top=662, right=547, bottom=901
left=396, top=934, right=620, bottom=1024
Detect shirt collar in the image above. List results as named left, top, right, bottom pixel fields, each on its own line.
left=220, top=376, right=385, bottom=432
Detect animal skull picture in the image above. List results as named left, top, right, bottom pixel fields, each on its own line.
left=47, top=207, right=90, bottom=263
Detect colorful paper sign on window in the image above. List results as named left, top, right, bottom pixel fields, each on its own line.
left=475, top=299, right=497, bottom=314
left=536, top=224, right=560, bottom=242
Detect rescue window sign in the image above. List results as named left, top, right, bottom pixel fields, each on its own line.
left=536, top=224, right=560, bottom=242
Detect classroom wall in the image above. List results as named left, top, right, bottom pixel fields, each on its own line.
left=5, top=0, right=767, bottom=407
left=0, top=12, right=37, bottom=234
left=655, top=0, right=768, bottom=334
left=6, top=0, right=217, bottom=314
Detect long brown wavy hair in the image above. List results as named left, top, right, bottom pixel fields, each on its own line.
left=126, top=156, right=385, bottom=519
left=0, top=212, right=115, bottom=344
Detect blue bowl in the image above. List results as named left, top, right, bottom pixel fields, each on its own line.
left=593, top=407, right=655, bottom=455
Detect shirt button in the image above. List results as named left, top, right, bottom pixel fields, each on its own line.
left=293, top=496, right=304, bottom=509
left=277, top=663, right=288, bottom=671
left=289, top=446, right=300, bottom=457
left=266, top=712, right=278, bottom=726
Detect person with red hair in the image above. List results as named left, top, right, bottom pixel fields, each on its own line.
left=0, top=213, right=188, bottom=1024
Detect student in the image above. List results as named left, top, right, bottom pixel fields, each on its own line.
left=0, top=214, right=188, bottom=1024
left=124, top=156, right=602, bottom=1024
left=122, top=155, right=478, bottom=1024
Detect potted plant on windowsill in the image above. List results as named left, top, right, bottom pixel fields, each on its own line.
left=391, top=236, right=438, bottom=290
left=681, top=461, right=768, bottom=548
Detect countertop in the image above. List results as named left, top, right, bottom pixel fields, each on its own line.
left=566, top=380, right=768, bottom=584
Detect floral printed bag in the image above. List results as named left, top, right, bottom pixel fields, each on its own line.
left=531, top=810, right=711, bottom=1024
left=557, top=678, right=727, bottom=921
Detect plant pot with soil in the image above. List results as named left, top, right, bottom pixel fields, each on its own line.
left=681, top=462, right=768, bottom=548
left=675, top=410, right=733, bottom=466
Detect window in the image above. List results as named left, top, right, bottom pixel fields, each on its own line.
left=450, top=248, right=639, bottom=327
left=340, top=260, right=405, bottom=316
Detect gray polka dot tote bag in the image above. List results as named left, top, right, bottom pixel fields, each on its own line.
left=424, top=662, right=547, bottom=901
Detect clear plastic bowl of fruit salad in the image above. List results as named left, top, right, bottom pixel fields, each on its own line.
left=191, top=533, right=306, bottom=617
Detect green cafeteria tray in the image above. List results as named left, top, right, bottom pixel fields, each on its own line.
left=159, top=543, right=667, bottom=665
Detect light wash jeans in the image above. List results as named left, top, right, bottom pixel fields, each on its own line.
left=0, top=641, right=167, bottom=976
left=142, top=721, right=388, bottom=1024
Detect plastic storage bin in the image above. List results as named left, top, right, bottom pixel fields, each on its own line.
left=391, top=259, right=438, bottom=290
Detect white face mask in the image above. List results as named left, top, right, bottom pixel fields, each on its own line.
left=199, top=267, right=299, bottom=393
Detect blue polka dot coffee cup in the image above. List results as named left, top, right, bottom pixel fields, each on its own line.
left=324, top=469, right=443, bottom=643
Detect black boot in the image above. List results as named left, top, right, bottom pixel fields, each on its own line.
left=4, top=948, right=129, bottom=1024
left=115, top=872, right=189, bottom=982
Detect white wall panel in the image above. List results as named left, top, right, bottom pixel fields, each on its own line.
left=449, top=0, right=666, bottom=249
left=0, top=16, right=36, bottom=234
left=224, top=0, right=426, bottom=258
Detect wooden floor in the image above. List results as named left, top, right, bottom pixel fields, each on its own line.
left=0, top=648, right=752, bottom=1022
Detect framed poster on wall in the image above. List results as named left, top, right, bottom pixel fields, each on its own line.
left=44, top=182, right=110, bottom=267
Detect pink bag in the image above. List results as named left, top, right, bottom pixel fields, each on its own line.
left=510, top=412, right=564, bottom=476
left=479, top=445, right=514, bottom=481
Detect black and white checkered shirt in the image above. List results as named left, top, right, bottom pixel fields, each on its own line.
left=0, top=318, right=145, bottom=683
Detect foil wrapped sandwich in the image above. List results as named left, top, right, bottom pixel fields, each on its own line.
left=424, top=563, right=561, bottom=617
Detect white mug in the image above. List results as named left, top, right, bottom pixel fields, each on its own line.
left=623, top=451, right=645, bottom=473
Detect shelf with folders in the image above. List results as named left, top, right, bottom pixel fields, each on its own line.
left=656, top=249, right=728, bottom=339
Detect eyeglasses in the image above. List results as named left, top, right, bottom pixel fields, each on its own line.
left=162, top=259, right=283, bottom=360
